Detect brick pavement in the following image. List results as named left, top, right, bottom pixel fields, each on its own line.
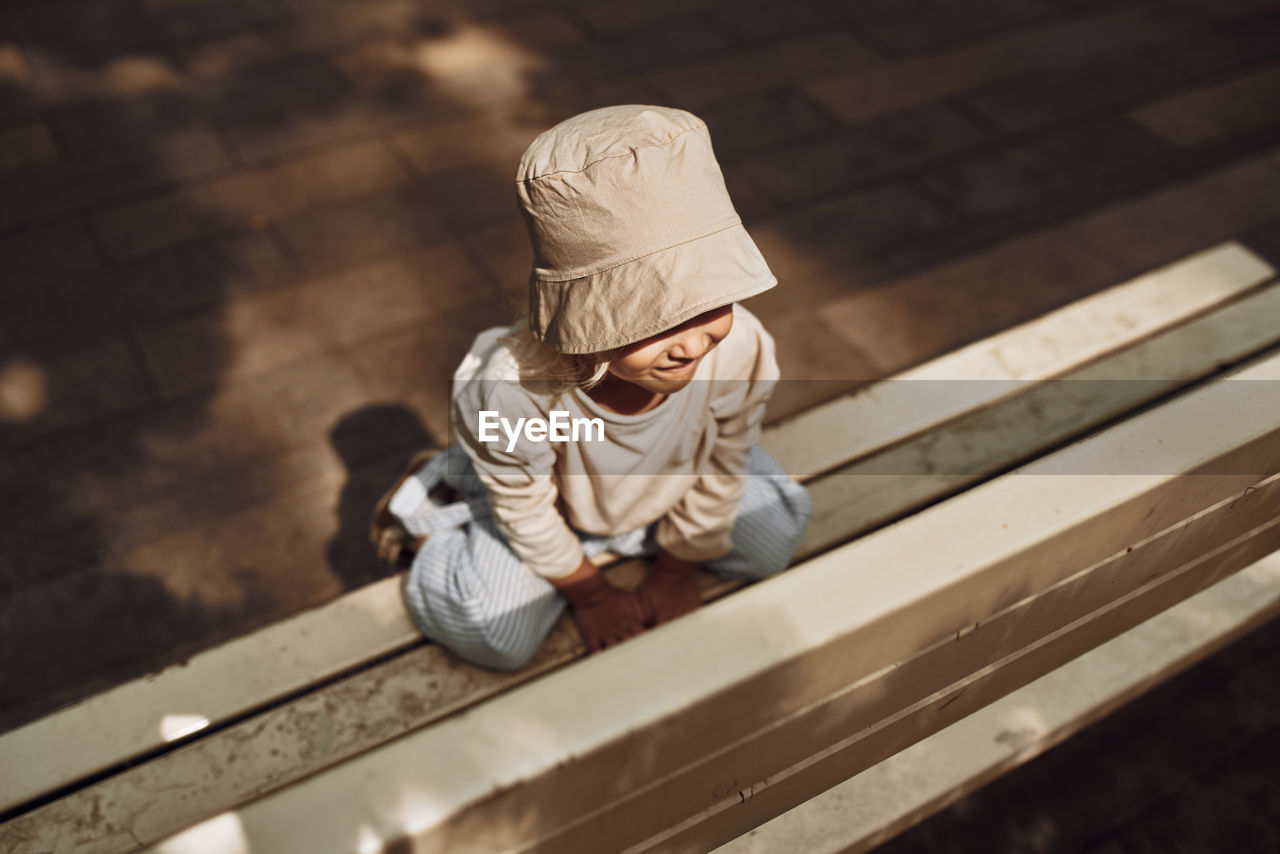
left=2, top=0, right=1280, bottom=848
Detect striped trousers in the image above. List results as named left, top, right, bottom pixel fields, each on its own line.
left=396, top=444, right=811, bottom=671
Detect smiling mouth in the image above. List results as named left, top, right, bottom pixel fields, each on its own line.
left=656, top=360, right=696, bottom=372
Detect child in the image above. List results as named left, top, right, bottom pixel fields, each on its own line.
left=372, top=105, right=811, bottom=670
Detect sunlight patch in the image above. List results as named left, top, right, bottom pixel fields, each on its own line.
left=0, top=358, right=48, bottom=422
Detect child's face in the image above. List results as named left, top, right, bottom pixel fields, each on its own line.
left=606, top=305, right=734, bottom=394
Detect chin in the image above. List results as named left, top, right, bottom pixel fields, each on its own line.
left=648, top=374, right=695, bottom=393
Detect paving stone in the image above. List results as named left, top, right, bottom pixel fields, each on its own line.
left=1241, top=214, right=1280, bottom=270
left=965, top=53, right=1181, bottom=133
left=1178, top=0, right=1280, bottom=18
left=184, top=1, right=581, bottom=78
left=486, top=73, right=670, bottom=131
left=181, top=22, right=322, bottom=80
left=919, top=119, right=1177, bottom=218
left=0, top=221, right=113, bottom=337
left=91, top=139, right=409, bottom=260
left=1132, top=64, right=1280, bottom=150
left=1141, top=12, right=1280, bottom=78
left=328, top=20, right=619, bottom=115
left=115, top=231, right=301, bottom=321
left=15, top=0, right=286, bottom=74
left=303, top=242, right=497, bottom=347
left=569, top=0, right=719, bottom=34
left=1, top=417, right=396, bottom=605
left=134, top=284, right=330, bottom=399
left=651, top=31, right=878, bottom=109
left=597, top=15, right=735, bottom=73
left=479, top=7, right=590, bottom=50
left=1063, top=151, right=1280, bottom=275
left=0, top=567, right=148, bottom=719
left=349, top=296, right=512, bottom=442
left=759, top=307, right=878, bottom=423
left=331, top=32, right=516, bottom=106
left=699, top=92, right=838, bottom=161
left=1217, top=611, right=1280, bottom=711
left=50, top=107, right=231, bottom=167
left=212, top=62, right=446, bottom=164
left=1078, top=840, right=1133, bottom=854
left=741, top=105, right=989, bottom=205
left=1113, top=730, right=1280, bottom=854
left=0, top=129, right=230, bottom=232
left=2, top=51, right=188, bottom=121
left=389, top=111, right=539, bottom=179
left=4, top=0, right=157, bottom=67
left=704, top=0, right=837, bottom=45
left=458, top=217, right=535, bottom=299
left=736, top=243, right=851, bottom=324
left=177, top=0, right=446, bottom=81
left=134, top=242, right=490, bottom=397
left=760, top=181, right=955, bottom=268
left=49, top=59, right=435, bottom=165
left=419, top=166, right=524, bottom=232
left=739, top=183, right=954, bottom=324
left=0, top=352, right=391, bottom=571
left=721, top=166, right=776, bottom=223
left=1006, top=3, right=1203, bottom=67
left=0, top=122, right=57, bottom=173
left=802, top=5, right=1202, bottom=124
left=825, top=0, right=1059, bottom=54
left=804, top=41, right=1027, bottom=125
left=114, top=468, right=350, bottom=656
left=274, top=186, right=451, bottom=275
left=820, top=228, right=1126, bottom=374
left=0, top=337, right=155, bottom=451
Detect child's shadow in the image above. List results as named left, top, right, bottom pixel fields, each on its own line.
left=326, top=405, right=439, bottom=591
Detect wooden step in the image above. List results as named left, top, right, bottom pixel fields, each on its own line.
left=1, top=242, right=1277, bottom=853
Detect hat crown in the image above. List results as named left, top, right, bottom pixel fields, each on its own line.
left=515, top=105, right=739, bottom=280
left=516, top=105, right=704, bottom=183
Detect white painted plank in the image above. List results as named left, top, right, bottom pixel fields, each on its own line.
left=129, top=347, right=1280, bottom=854
left=660, top=519, right=1280, bottom=854
left=13, top=476, right=1278, bottom=854
left=2, top=242, right=1272, bottom=817
left=562, top=484, right=1280, bottom=854
left=769, top=241, right=1275, bottom=478
left=0, top=575, right=417, bottom=812
left=713, top=554, right=1280, bottom=854
left=798, top=279, right=1280, bottom=552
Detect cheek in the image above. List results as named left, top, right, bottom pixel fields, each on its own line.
left=614, top=345, right=666, bottom=376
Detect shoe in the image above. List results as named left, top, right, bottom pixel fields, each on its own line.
left=370, top=448, right=453, bottom=569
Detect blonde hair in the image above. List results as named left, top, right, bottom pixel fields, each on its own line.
left=499, top=312, right=613, bottom=396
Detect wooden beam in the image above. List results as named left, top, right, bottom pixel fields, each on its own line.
left=772, top=241, right=1275, bottom=479
left=712, top=552, right=1280, bottom=854
left=128, top=347, right=1280, bottom=854
left=2, top=243, right=1272, bottom=816
left=666, top=518, right=1280, bottom=854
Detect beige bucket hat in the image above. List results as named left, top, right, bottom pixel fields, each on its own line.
left=516, top=105, right=777, bottom=354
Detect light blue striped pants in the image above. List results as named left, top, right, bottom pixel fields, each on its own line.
left=395, top=444, right=811, bottom=671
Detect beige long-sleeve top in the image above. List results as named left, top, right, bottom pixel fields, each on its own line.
left=449, top=303, right=779, bottom=579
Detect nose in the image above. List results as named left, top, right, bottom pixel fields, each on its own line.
left=668, top=327, right=714, bottom=361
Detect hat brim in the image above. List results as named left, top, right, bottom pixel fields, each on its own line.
left=531, top=222, right=777, bottom=354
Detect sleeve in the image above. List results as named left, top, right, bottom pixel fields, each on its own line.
left=654, top=308, right=780, bottom=562
left=451, top=378, right=585, bottom=579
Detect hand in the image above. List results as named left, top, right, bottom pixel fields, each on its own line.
left=570, top=587, right=648, bottom=653
left=549, top=556, right=648, bottom=653
left=639, top=550, right=703, bottom=627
